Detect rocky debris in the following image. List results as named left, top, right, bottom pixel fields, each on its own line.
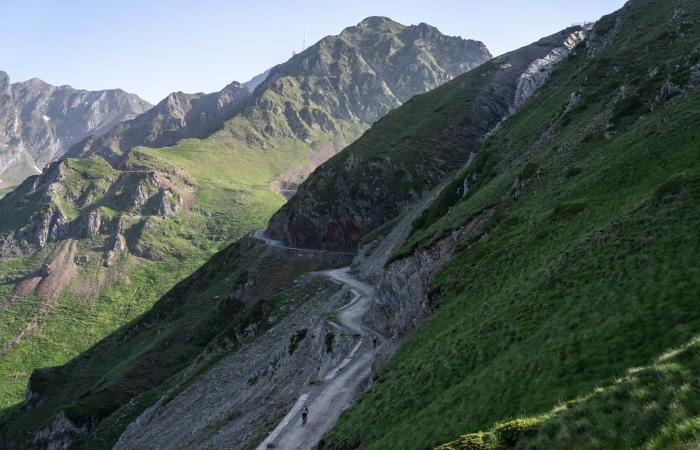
left=31, top=411, right=93, bottom=450
left=0, top=71, right=151, bottom=187
left=104, top=233, right=127, bottom=267
left=113, top=275, right=355, bottom=450
left=267, top=27, right=585, bottom=252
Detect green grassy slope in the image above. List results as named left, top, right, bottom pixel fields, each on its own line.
left=0, top=141, right=287, bottom=409
left=320, top=0, right=700, bottom=448
left=0, top=234, right=344, bottom=449
left=436, top=336, right=700, bottom=450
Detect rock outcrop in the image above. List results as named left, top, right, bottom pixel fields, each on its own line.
left=31, top=411, right=93, bottom=450
left=0, top=158, right=186, bottom=258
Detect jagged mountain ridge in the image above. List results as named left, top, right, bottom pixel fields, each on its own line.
left=0, top=72, right=151, bottom=187
left=70, top=16, right=491, bottom=177
left=68, top=81, right=251, bottom=166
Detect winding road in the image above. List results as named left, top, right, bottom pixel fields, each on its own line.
left=253, top=230, right=382, bottom=450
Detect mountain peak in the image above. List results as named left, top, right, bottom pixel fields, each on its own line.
left=356, top=16, right=403, bottom=30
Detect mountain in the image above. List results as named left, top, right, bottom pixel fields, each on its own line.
left=267, top=27, right=585, bottom=250
left=8, top=0, right=693, bottom=448
left=70, top=16, right=490, bottom=193
left=0, top=17, right=491, bottom=447
left=314, top=0, right=700, bottom=448
left=0, top=73, right=151, bottom=187
left=67, top=81, right=251, bottom=166
left=241, top=69, right=271, bottom=92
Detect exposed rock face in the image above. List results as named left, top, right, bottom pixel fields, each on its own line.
left=68, top=82, right=251, bottom=166
left=31, top=411, right=93, bottom=450
left=358, top=207, right=495, bottom=338
left=104, top=233, right=126, bottom=267
left=513, top=30, right=587, bottom=109
left=0, top=158, right=185, bottom=258
left=0, top=71, right=151, bottom=187
left=266, top=27, right=585, bottom=252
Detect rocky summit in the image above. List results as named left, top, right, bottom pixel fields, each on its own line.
left=0, top=72, right=151, bottom=188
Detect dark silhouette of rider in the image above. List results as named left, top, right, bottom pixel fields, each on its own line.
left=301, top=405, right=310, bottom=426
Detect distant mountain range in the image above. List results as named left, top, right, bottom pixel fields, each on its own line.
left=0, top=73, right=151, bottom=187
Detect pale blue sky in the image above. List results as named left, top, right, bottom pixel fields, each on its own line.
left=2, top=0, right=626, bottom=103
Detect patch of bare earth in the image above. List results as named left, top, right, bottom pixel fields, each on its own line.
left=2, top=276, right=42, bottom=310
left=0, top=240, right=79, bottom=355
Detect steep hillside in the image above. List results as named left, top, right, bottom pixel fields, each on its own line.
left=0, top=72, right=151, bottom=187
left=0, top=235, right=352, bottom=449
left=316, top=0, right=700, bottom=448
left=437, top=336, right=700, bottom=450
left=0, top=16, right=490, bottom=432
left=266, top=27, right=583, bottom=250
